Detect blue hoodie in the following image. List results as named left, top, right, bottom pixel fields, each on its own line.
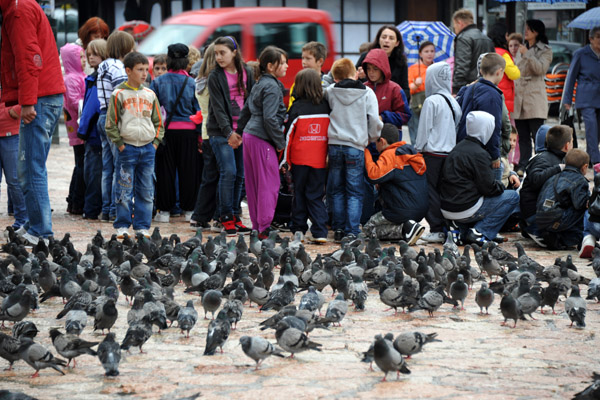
left=77, top=72, right=101, bottom=147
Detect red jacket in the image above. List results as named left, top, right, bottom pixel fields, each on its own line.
left=0, top=0, right=65, bottom=106
left=362, top=49, right=411, bottom=127
left=0, top=101, right=21, bottom=137
left=496, top=47, right=515, bottom=113
left=282, top=98, right=330, bottom=169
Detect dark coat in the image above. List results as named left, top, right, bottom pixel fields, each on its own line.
left=452, top=24, right=495, bottom=94
left=77, top=73, right=102, bottom=147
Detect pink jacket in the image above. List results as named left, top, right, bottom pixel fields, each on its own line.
left=60, top=43, right=85, bottom=146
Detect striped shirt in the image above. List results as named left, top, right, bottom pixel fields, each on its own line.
left=97, top=58, right=127, bottom=111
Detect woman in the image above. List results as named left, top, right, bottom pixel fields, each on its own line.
left=563, top=27, right=600, bottom=165
left=407, top=41, right=435, bottom=143
left=78, top=17, right=110, bottom=50
left=356, top=25, right=410, bottom=103
left=513, top=19, right=552, bottom=172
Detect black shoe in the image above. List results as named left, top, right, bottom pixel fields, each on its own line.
left=402, top=220, right=425, bottom=245
left=464, top=228, right=485, bottom=245
left=234, top=215, right=251, bottom=235
left=83, top=214, right=98, bottom=220
left=220, top=214, right=237, bottom=237
left=100, top=213, right=110, bottom=222
left=270, top=220, right=291, bottom=232
left=334, top=229, right=344, bottom=242
left=190, top=220, right=211, bottom=230
left=492, top=234, right=507, bottom=243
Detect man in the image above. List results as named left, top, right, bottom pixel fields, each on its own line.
left=451, top=8, right=494, bottom=95
left=362, top=123, right=428, bottom=244
left=1, top=0, right=65, bottom=245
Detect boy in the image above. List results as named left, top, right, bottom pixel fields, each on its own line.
left=106, top=52, right=164, bottom=238
left=324, top=58, right=383, bottom=240
left=456, top=53, right=505, bottom=179
left=288, top=41, right=333, bottom=108
left=363, top=123, right=428, bottom=244
left=415, top=61, right=462, bottom=243
left=536, top=148, right=589, bottom=250
left=519, top=125, right=572, bottom=245
left=152, top=54, right=168, bottom=79
left=440, top=111, right=519, bottom=244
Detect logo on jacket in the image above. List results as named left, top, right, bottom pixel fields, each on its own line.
left=308, top=124, right=320, bottom=134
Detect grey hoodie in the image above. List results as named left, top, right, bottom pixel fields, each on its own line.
left=466, top=110, right=495, bottom=145
left=415, top=62, right=462, bottom=154
left=324, top=79, right=383, bottom=151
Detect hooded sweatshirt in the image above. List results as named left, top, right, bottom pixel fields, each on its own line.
left=325, top=79, right=383, bottom=151
left=60, top=43, right=86, bottom=146
left=440, top=111, right=505, bottom=219
left=415, top=62, right=462, bottom=154
left=362, top=49, right=411, bottom=128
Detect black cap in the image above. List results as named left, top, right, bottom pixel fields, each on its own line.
left=167, top=43, right=189, bottom=59
left=380, top=123, right=399, bottom=144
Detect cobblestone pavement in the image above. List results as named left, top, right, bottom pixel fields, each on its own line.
left=0, top=140, right=598, bottom=400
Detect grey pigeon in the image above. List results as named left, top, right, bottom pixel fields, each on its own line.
left=274, top=320, right=322, bottom=357
left=239, top=336, right=284, bottom=369
left=392, top=332, right=440, bottom=359
left=260, top=281, right=296, bottom=312
left=56, top=290, right=92, bottom=319
left=373, top=335, right=411, bottom=381
left=12, top=321, right=39, bottom=340
left=475, top=282, right=494, bottom=314
left=517, top=285, right=542, bottom=320
left=481, top=250, right=505, bottom=281
left=0, top=390, right=39, bottom=400
left=93, top=298, right=118, bottom=334
left=121, top=315, right=153, bottom=353
left=410, top=286, right=455, bottom=317
left=565, top=285, right=587, bottom=328
left=322, top=293, right=348, bottom=327
left=298, top=286, right=321, bottom=313
left=65, top=309, right=88, bottom=335
left=177, top=300, right=198, bottom=338
left=247, top=281, right=270, bottom=307
left=573, top=372, right=600, bottom=400
left=540, top=281, right=561, bottom=314
left=361, top=333, right=393, bottom=371
left=0, top=332, right=21, bottom=370
left=223, top=299, right=243, bottom=330
left=17, top=338, right=67, bottom=378
left=204, top=310, right=231, bottom=355
left=49, top=328, right=98, bottom=368
left=97, top=332, right=121, bottom=376
left=0, top=287, right=33, bottom=326
left=449, top=274, right=468, bottom=310
left=500, top=291, right=522, bottom=328
left=201, top=290, right=223, bottom=320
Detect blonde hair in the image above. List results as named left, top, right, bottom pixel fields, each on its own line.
left=453, top=9, right=474, bottom=24
left=87, top=38, right=108, bottom=62
left=106, top=30, right=135, bottom=60
left=480, top=52, right=505, bottom=76
left=187, top=46, right=201, bottom=71
left=198, top=43, right=216, bottom=79
left=331, top=58, right=356, bottom=81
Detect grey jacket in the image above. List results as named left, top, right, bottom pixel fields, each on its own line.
left=237, top=74, right=287, bottom=150
left=452, top=24, right=494, bottom=94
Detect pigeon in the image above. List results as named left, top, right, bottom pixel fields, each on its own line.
left=222, top=299, right=243, bottom=330
left=177, top=300, right=198, bottom=338
left=500, top=291, right=522, bottom=328
left=0, top=390, right=39, bottom=400
left=274, top=320, right=322, bottom=357
left=260, top=281, right=296, bottom=312
left=517, top=285, right=541, bottom=320
left=373, top=335, right=410, bottom=382
left=475, top=282, right=494, bottom=314
left=0, top=287, right=33, bottom=326
left=93, top=298, right=118, bottom=334
left=481, top=251, right=505, bottom=281
left=539, top=281, right=561, bottom=314
left=12, top=321, right=39, bottom=340
left=298, top=286, right=322, bottom=313
left=0, top=332, right=21, bottom=371
left=410, top=286, right=456, bottom=317
left=565, top=285, right=587, bottom=328
left=204, top=310, right=231, bottom=355
left=65, top=309, right=88, bottom=335
left=322, top=293, right=348, bottom=327
left=449, top=274, right=468, bottom=310
left=49, top=328, right=98, bottom=368
left=121, top=315, right=153, bottom=353
left=56, top=289, right=92, bottom=319
left=573, top=372, right=600, bottom=400
left=17, top=338, right=67, bottom=378
left=587, top=277, right=600, bottom=302
left=239, top=336, right=284, bottom=370
left=392, top=332, right=440, bottom=359
left=97, top=332, right=121, bottom=377
left=201, top=290, right=223, bottom=320
left=361, top=333, right=393, bottom=371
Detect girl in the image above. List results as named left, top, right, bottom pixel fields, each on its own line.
left=407, top=41, right=436, bottom=143
left=508, top=33, right=523, bottom=60
left=281, top=68, right=330, bottom=243
left=78, top=38, right=108, bottom=220
left=61, top=42, right=87, bottom=215
left=151, top=43, right=202, bottom=224
left=206, top=36, right=255, bottom=236
left=96, top=30, right=135, bottom=221
left=237, top=46, right=288, bottom=239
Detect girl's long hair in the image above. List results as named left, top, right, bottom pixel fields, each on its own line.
left=370, top=25, right=407, bottom=70
left=214, top=36, right=247, bottom=98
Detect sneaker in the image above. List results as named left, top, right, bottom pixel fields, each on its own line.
left=211, top=221, right=223, bottom=233
left=579, top=234, right=596, bottom=258
left=21, top=232, right=40, bottom=246
left=220, top=215, right=237, bottom=237
left=334, top=229, right=344, bottom=242
left=233, top=215, right=251, bottom=235
left=402, top=220, right=425, bottom=246
left=421, top=231, right=445, bottom=243
left=492, top=234, right=507, bottom=243
left=258, top=226, right=279, bottom=241
left=311, top=236, right=328, bottom=244
left=529, top=233, right=547, bottom=248
left=100, top=213, right=110, bottom=222
left=190, top=220, right=211, bottom=230
left=184, top=211, right=193, bottom=222
left=464, top=228, right=485, bottom=245
left=271, top=220, right=291, bottom=232
left=82, top=213, right=98, bottom=220
left=16, top=226, right=27, bottom=236
left=136, top=229, right=151, bottom=238
left=116, top=227, right=130, bottom=239
left=154, top=211, right=170, bottom=223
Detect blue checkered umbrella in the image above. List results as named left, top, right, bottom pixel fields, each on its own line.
left=397, top=21, right=455, bottom=67
left=495, top=0, right=587, bottom=3
left=568, top=6, right=600, bottom=29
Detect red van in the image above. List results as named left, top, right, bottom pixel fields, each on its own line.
left=138, top=7, right=337, bottom=94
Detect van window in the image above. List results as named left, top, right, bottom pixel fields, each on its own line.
left=203, top=25, right=242, bottom=49
left=255, top=23, right=326, bottom=59
left=138, top=24, right=206, bottom=55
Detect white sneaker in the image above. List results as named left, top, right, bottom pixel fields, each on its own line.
left=154, top=211, right=170, bottom=223
left=311, top=236, right=328, bottom=244
left=16, top=226, right=27, bottom=236
left=579, top=234, right=596, bottom=258
left=529, top=234, right=547, bottom=248
left=184, top=211, right=193, bottom=222
left=116, top=227, right=130, bottom=239
left=136, top=229, right=151, bottom=238
left=421, top=232, right=445, bottom=243
left=21, top=232, right=39, bottom=246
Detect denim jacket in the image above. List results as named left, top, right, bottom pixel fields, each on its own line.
left=150, top=71, right=199, bottom=126
left=536, top=165, right=589, bottom=213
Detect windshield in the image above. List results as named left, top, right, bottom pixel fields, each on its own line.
left=138, top=24, right=206, bottom=56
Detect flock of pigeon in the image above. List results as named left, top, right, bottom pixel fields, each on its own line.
left=0, top=226, right=599, bottom=398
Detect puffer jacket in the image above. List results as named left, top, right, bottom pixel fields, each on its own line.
left=364, top=141, right=428, bottom=224
left=0, top=0, right=65, bottom=106
left=452, top=24, right=495, bottom=94
left=150, top=70, right=199, bottom=128
left=496, top=47, right=520, bottom=113
left=60, top=43, right=86, bottom=146
left=77, top=72, right=102, bottom=147
left=513, top=41, right=552, bottom=120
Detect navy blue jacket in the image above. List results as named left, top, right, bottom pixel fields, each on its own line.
left=456, top=78, right=503, bottom=160
left=150, top=72, right=200, bottom=128
left=77, top=72, right=101, bottom=147
left=536, top=165, right=589, bottom=219
left=562, top=45, right=600, bottom=109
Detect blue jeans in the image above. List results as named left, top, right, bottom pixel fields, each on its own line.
left=0, top=135, right=27, bottom=228
left=17, top=94, right=63, bottom=237
left=328, top=145, right=365, bottom=235
left=113, top=143, right=156, bottom=231
left=584, top=210, right=600, bottom=238
left=581, top=108, right=600, bottom=164
left=210, top=135, right=243, bottom=217
left=83, top=143, right=103, bottom=218
left=98, top=112, right=118, bottom=217
left=456, top=190, right=519, bottom=240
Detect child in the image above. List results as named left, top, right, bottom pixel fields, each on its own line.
left=61, top=43, right=87, bottom=215
left=508, top=33, right=523, bottom=60
left=507, top=128, right=520, bottom=170
left=152, top=54, right=168, bottom=79
left=415, top=61, right=462, bottom=243
left=281, top=68, right=330, bottom=243
left=407, top=41, right=436, bottom=144
left=106, top=52, right=164, bottom=238
left=236, top=46, right=288, bottom=239
left=97, top=30, right=135, bottom=222
left=536, top=148, right=589, bottom=250
left=288, top=41, right=331, bottom=108
left=77, top=38, right=107, bottom=220
left=207, top=36, right=255, bottom=236
left=456, top=52, right=506, bottom=181
left=187, top=46, right=202, bottom=76
left=324, top=58, right=383, bottom=240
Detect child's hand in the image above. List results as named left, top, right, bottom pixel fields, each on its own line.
left=509, top=174, right=520, bottom=189
left=228, top=132, right=242, bottom=149
left=415, top=77, right=422, bottom=87
left=8, top=108, right=19, bottom=119
left=491, top=160, right=501, bottom=169
left=153, top=143, right=158, bottom=150
left=119, top=145, right=125, bottom=152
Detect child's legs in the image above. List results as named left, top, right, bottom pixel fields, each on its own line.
left=290, top=164, right=310, bottom=234
left=192, top=140, right=219, bottom=223
left=83, top=143, right=103, bottom=218
left=242, top=136, right=258, bottom=229
left=210, top=135, right=238, bottom=218
left=113, top=144, right=137, bottom=229
left=344, top=146, right=365, bottom=235
left=471, top=190, right=519, bottom=239
left=98, top=113, right=116, bottom=216
left=154, top=131, right=177, bottom=212
left=516, top=118, right=543, bottom=169
left=328, top=145, right=346, bottom=232
left=233, top=145, right=244, bottom=217
left=132, top=143, right=156, bottom=231
left=72, top=144, right=86, bottom=209
left=305, top=167, right=328, bottom=238
left=423, top=154, right=446, bottom=232
left=174, top=131, right=203, bottom=211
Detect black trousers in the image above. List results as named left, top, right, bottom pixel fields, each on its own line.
left=516, top=118, right=544, bottom=170
left=155, top=129, right=203, bottom=211
left=290, top=165, right=328, bottom=238
left=67, top=144, right=86, bottom=211
left=192, top=139, right=218, bottom=223
left=423, top=153, right=446, bottom=233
